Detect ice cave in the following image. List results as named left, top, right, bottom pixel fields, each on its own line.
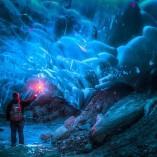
left=1, top=0, right=157, bottom=156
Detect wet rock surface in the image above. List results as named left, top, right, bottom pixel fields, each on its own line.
left=51, top=82, right=134, bottom=153
left=1, top=92, right=157, bottom=157
left=31, top=96, right=79, bottom=122
left=52, top=93, right=157, bottom=157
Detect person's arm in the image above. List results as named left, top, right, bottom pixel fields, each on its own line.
left=21, top=95, right=36, bottom=108
left=6, top=102, right=12, bottom=121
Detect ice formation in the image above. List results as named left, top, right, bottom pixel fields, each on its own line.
left=0, top=0, right=157, bottom=109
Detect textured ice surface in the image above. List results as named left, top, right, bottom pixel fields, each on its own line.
left=0, top=0, right=157, bottom=109
left=0, top=0, right=120, bottom=108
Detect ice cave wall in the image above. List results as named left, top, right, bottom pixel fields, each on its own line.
left=0, top=0, right=157, bottom=110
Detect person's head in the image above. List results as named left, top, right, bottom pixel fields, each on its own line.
left=12, top=92, right=20, bottom=102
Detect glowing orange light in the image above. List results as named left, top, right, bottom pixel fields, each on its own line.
left=29, top=79, right=46, bottom=95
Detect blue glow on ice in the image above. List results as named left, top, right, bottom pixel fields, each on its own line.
left=0, top=0, right=135, bottom=108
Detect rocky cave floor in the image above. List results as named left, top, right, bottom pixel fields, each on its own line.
left=1, top=91, right=157, bottom=157
left=0, top=118, right=65, bottom=157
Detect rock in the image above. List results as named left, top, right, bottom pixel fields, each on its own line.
left=78, top=123, right=91, bottom=131
left=43, top=149, right=60, bottom=157
left=52, top=125, right=69, bottom=140
left=55, top=129, right=91, bottom=154
left=64, top=116, right=76, bottom=130
left=73, top=113, right=88, bottom=127
left=91, top=94, right=145, bottom=144
left=78, top=94, right=157, bottom=157
left=40, top=133, right=52, bottom=142
left=32, top=94, right=53, bottom=106
left=32, top=96, right=79, bottom=122
left=91, top=113, right=104, bottom=135
left=75, top=82, right=134, bottom=128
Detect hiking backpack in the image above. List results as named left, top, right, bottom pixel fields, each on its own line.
left=10, top=103, right=23, bottom=121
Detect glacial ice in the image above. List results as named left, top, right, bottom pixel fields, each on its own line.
left=0, top=0, right=157, bottom=110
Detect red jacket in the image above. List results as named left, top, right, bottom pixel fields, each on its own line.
left=6, top=96, right=36, bottom=121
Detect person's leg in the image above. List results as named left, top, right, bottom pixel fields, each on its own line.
left=17, top=121, right=24, bottom=144
left=10, top=122, right=17, bottom=147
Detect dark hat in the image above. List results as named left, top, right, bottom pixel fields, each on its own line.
left=12, top=92, right=19, bottom=98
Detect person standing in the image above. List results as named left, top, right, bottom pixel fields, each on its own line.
left=6, top=92, right=36, bottom=147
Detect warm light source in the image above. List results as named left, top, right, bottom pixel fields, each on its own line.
left=28, top=79, right=47, bottom=95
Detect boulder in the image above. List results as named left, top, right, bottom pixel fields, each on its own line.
left=32, top=96, right=79, bottom=122
left=74, top=82, right=134, bottom=128
left=40, top=133, right=52, bottom=142
left=81, top=94, right=157, bottom=157
left=52, top=125, right=69, bottom=140
left=64, top=116, right=76, bottom=130
left=91, top=94, right=145, bottom=144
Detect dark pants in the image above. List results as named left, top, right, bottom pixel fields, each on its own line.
left=10, top=121, right=24, bottom=146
